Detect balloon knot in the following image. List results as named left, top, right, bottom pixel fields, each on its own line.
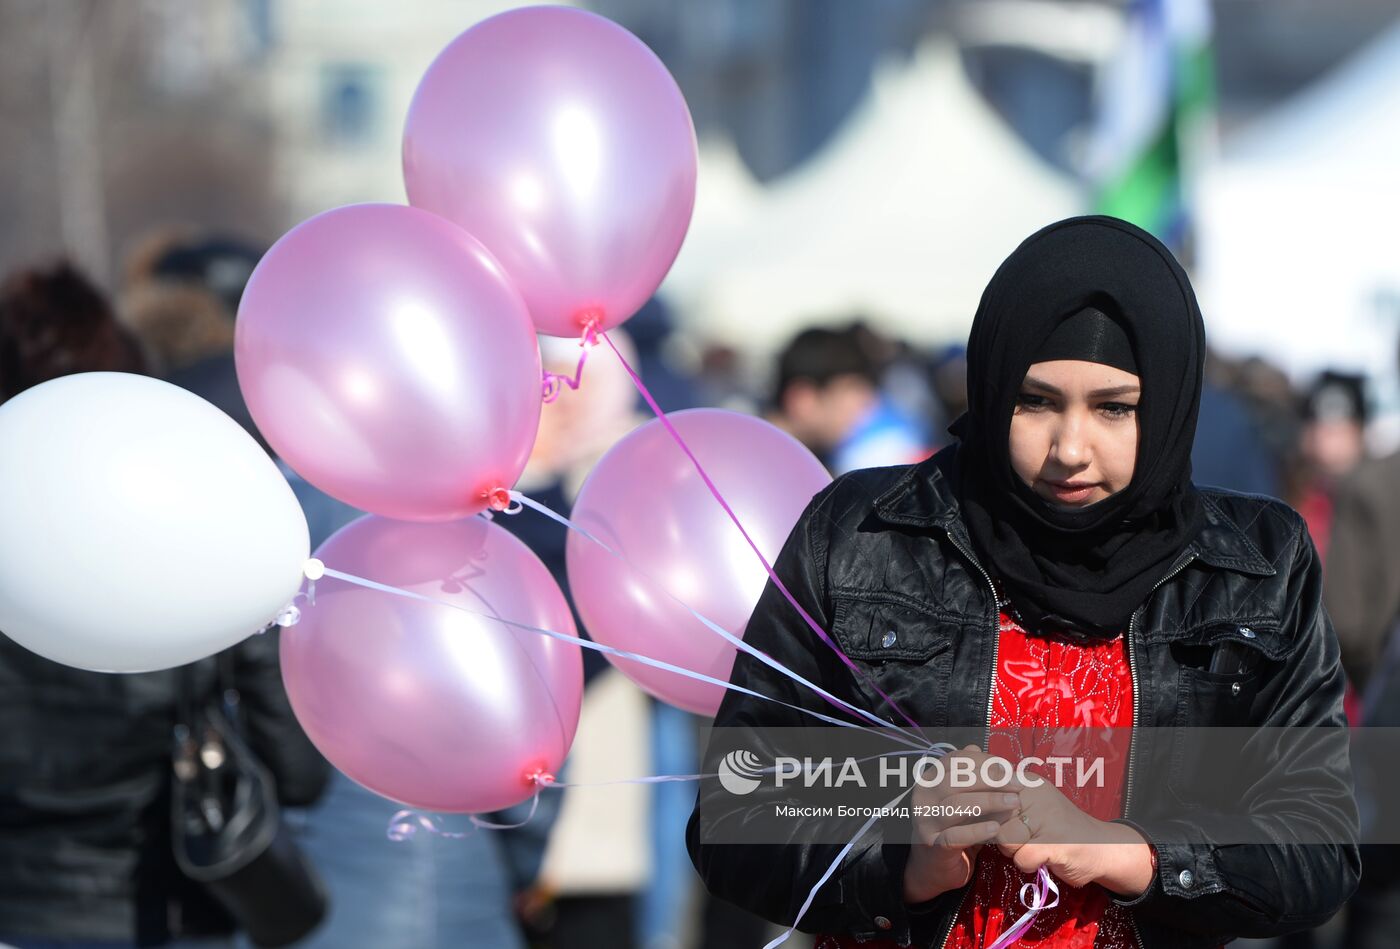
left=575, top=309, right=603, bottom=339
left=484, top=488, right=522, bottom=515
left=528, top=770, right=555, bottom=787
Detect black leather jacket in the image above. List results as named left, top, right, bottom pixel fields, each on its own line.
left=688, top=445, right=1359, bottom=948
left=0, top=629, right=329, bottom=944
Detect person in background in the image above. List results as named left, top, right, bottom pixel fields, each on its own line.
left=878, top=340, right=949, bottom=455
left=0, top=261, right=145, bottom=392
left=1320, top=345, right=1400, bottom=949
left=119, top=233, right=264, bottom=450
left=0, top=261, right=330, bottom=948
left=543, top=300, right=710, bottom=949
left=767, top=322, right=928, bottom=474
left=1190, top=350, right=1281, bottom=498
left=623, top=296, right=704, bottom=416
left=692, top=341, right=755, bottom=414
left=1328, top=443, right=1400, bottom=718
left=1227, top=357, right=1302, bottom=481
left=1286, top=370, right=1369, bottom=561
left=502, top=331, right=652, bottom=949
left=927, top=344, right=969, bottom=440
left=1232, top=372, right=1372, bottom=949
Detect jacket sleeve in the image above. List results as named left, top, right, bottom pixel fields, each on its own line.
left=685, top=485, right=957, bottom=947
left=1113, top=510, right=1361, bottom=938
left=230, top=630, right=331, bottom=807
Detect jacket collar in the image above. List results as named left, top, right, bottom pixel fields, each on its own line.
left=870, top=445, right=1276, bottom=578
left=870, top=445, right=962, bottom=531
left=1190, top=493, right=1278, bottom=576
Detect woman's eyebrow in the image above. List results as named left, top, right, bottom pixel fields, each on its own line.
left=1021, top=377, right=1141, bottom=398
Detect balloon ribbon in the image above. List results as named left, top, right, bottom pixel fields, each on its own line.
left=541, top=321, right=599, bottom=403
left=598, top=330, right=923, bottom=732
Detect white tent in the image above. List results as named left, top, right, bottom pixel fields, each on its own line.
left=1197, top=21, right=1400, bottom=386
left=660, top=39, right=1082, bottom=354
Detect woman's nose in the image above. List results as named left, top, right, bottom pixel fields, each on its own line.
left=1050, top=416, right=1089, bottom=467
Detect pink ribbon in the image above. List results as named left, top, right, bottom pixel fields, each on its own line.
left=541, top=322, right=599, bottom=403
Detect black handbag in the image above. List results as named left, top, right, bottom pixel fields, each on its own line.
left=172, top=656, right=328, bottom=947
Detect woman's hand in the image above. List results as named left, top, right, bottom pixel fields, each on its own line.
left=993, top=775, right=1154, bottom=896
left=903, top=745, right=1022, bottom=904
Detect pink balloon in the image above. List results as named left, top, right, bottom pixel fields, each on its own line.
left=282, top=515, right=583, bottom=814
left=235, top=203, right=542, bottom=521
left=403, top=6, right=698, bottom=338
left=566, top=410, right=831, bottom=716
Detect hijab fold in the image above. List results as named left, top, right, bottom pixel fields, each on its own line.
left=952, top=216, right=1206, bottom=638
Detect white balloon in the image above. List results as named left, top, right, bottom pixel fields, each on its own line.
left=0, top=373, right=310, bottom=672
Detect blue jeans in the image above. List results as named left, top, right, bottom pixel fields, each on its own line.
left=286, top=773, right=526, bottom=949
left=639, top=701, right=700, bottom=949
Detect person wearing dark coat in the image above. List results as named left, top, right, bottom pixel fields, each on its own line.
left=1325, top=444, right=1400, bottom=949
left=0, top=261, right=329, bottom=948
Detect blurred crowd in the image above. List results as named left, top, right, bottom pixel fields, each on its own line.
left=1, top=237, right=1398, bottom=949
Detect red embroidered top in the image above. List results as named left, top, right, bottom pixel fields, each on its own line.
left=943, top=608, right=1137, bottom=948
left=817, top=607, right=1139, bottom=949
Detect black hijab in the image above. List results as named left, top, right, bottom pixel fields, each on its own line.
left=951, top=216, right=1206, bottom=638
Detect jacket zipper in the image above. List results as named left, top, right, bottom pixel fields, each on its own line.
left=1122, top=550, right=1196, bottom=820
left=930, top=537, right=1196, bottom=949
left=937, top=528, right=1000, bottom=949
left=1122, top=550, right=1196, bottom=949
left=941, top=530, right=1001, bottom=753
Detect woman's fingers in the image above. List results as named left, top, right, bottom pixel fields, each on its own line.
left=913, top=790, right=1020, bottom=845
left=995, top=810, right=1034, bottom=854
left=915, top=747, right=1024, bottom=798
left=929, top=791, right=1021, bottom=822
left=934, top=819, right=1002, bottom=852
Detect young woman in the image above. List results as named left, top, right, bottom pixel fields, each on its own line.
left=687, top=217, right=1359, bottom=948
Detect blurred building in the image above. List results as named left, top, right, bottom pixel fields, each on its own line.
left=592, top=0, right=937, bottom=182
left=1198, top=19, right=1400, bottom=384
left=2, top=0, right=1398, bottom=391
left=0, top=0, right=278, bottom=285
left=260, top=0, right=562, bottom=223
left=660, top=37, right=1079, bottom=353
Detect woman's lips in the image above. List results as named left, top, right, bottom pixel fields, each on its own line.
left=1042, top=480, right=1099, bottom=503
